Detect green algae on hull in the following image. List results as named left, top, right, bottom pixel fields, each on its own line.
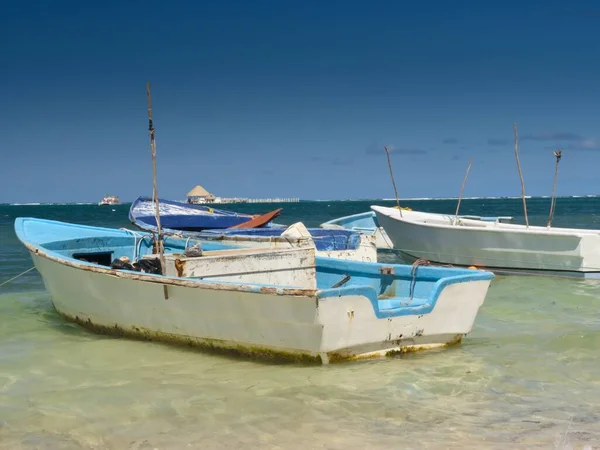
left=61, top=311, right=323, bottom=365
left=59, top=311, right=466, bottom=366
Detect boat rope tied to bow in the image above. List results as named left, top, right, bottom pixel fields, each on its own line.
left=0, top=266, right=36, bottom=288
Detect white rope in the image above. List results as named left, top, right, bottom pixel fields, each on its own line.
left=0, top=267, right=36, bottom=288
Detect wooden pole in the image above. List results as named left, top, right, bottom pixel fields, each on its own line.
left=513, top=123, right=529, bottom=227
left=547, top=149, right=562, bottom=227
left=454, top=156, right=474, bottom=225
left=384, top=146, right=402, bottom=217
left=146, top=82, right=168, bottom=299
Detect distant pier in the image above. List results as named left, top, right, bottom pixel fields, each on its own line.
left=186, top=185, right=299, bottom=204
left=209, top=197, right=300, bottom=204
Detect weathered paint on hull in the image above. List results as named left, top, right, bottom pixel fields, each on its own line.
left=30, top=252, right=491, bottom=364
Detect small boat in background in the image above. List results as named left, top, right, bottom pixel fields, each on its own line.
left=321, top=209, right=513, bottom=250
left=321, top=211, right=394, bottom=250
left=98, top=195, right=120, bottom=206
left=372, top=205, right=600, bottom=277
left=15, top=217, right=495, bottom=364
left=129, top=196, right=283, bottom=232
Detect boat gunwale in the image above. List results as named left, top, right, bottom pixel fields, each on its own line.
left=22, top=241, right=318, bottom=297
left=372, top=205, right=600, bottom=237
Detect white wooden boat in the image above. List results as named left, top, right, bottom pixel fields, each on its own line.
left=320, top=210, right=513, bottom=250
left=15, top=217, right=495, bottom=364
left=198, top=222, right=378, bottom=262
left=372, top=205, right=600, bottom=278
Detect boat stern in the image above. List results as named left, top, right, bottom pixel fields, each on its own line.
left=313, top=259, right=494, bottom=361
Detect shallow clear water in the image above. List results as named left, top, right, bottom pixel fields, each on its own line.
left=1, top=199, right=600, bottom=449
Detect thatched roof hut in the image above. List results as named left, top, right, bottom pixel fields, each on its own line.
left=186, top=185, right=215, bottom=202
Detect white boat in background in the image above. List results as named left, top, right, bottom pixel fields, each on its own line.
left=98, top=195, right=120, bottom=206
left=320, top=209, right=513, bottom=250
left=372, top=205, right=600, bottom=278
left=15, top=217, right=494, bottom=364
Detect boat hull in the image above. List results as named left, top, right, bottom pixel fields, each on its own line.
left=373, top=206, right=600, bottom=277
left=28, top=251, right=491, bottom=364
left=129, top=196, right=280, bottom=232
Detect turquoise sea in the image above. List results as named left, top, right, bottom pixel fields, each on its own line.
left=1, top=197, right=600, bottom=449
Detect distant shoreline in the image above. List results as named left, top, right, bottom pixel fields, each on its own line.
left=2, top=195, right=599, bottom=206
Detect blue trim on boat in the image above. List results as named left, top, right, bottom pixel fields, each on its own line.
left=315, top=256, right=493, bottom=318
left=320, top=211, right=380, bottom=234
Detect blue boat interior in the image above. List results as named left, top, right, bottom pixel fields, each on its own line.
left=15, top=218, right=493, bottom=319
left=314, top=256, right=492, bottom=317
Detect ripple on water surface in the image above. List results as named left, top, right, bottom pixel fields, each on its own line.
left=0, top=276, right=600, bottom=449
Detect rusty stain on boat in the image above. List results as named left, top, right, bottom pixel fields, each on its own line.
left=174, top=258, right=184, bottom=277
left=259, top=286, right=278, bottom=295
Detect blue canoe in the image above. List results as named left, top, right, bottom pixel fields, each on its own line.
left=129, top=196, right=282, bottom=232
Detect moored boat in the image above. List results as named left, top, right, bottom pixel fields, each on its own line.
left=15, top=217, right=495, bottom=364
left=372, top=205, right=600, bottom=277
left=320, top=211, right=394, bottom=249
left=129, top=196, right=282, bottom=232
left=320, top=209, right=513, bottom=250
left=98, top=195, right=120, bottom=206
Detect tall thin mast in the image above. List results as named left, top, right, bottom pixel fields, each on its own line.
left=513, top=123, right=529, bottom=227
left=454, top=156, right=474, bottom=224
left=146, top=82, right=168, bottom=299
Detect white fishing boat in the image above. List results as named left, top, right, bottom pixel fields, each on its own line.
left=320, top=210, right=513, bottom=250
left=372, top=205, right=600, bottom=278
left=15, top=217, right=495, bottom=363
left=98, top=195, right=120, bottom=206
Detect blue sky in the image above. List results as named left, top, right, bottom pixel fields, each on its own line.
left=1, top=0, right=599, bottom=202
